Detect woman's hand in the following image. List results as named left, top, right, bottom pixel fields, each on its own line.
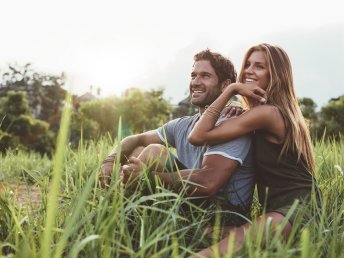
left=229, top=83, right=267, bottom=104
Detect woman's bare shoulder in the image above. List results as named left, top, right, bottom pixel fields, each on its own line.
left=249, top=105, right=285, bottom=141
left=246, top=104, right=281, bottom=119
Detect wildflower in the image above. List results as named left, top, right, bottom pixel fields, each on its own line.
left=334, top=165, right=343, bottom=176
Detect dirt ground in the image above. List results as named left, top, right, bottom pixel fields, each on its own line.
left=0, top=182, right=42, bottom=207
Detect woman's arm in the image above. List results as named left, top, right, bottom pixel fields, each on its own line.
left=188, top=83, right=268, bottom=146
left=189, top=106, right=274, bottom=145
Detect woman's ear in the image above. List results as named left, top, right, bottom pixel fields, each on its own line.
left=221, top=79, right=231, bottom=92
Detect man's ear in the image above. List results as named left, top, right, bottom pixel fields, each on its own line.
left=221, top=79, right=231, bottom=92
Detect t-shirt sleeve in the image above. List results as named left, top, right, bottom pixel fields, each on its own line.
left=156, top=118, right=181, bottom=148
left=204, top=134, right=252, bottom=165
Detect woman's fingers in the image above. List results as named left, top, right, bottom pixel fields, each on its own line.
left=254, top=87, right=267, bottom=100
left=248, top=87, right=266, bottom=103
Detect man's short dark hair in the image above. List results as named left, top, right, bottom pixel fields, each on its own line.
left=194, top=49, right=237, bottom=84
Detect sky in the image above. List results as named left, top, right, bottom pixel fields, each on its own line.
left=1, top=0, right=343, bottom=108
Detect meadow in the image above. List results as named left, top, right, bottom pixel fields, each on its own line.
left=0, top=105, right=344, bottom=257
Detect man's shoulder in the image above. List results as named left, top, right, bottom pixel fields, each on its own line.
left=166, top=114, right=199, bottom=127
left=176, top=114, right=199, bottom=122
left=213, top=133, right=253, bottom=148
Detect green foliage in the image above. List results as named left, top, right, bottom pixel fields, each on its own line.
left=0, top=136, right=344, bottom=257
left=0, top=91, right=30, bottom=124
left=0, top=131, right=18, bottom=153
left=38, top=84, right=66, bottom=132
left=318, top=95, right=344, bottom=139
left=144, top=88, right=173, bottom=128
left=119, top=88, right=172, bottom=133
left=299, top=97, right=318, bottom=122
left=70, top=112, right=100, bottom=147
left=0, top=196, right=12, bottom=241
left=77, top=96, right=120, bottom=135
left=0, top=91, right=54, bottom=155
left=299, top=97, right=318, bottom=136
left=70, top=88, right=172, bottom=146
left=0, top=63, right=66, bottom=131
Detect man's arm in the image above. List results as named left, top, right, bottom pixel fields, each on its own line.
left=158, top=154, right=239, bottom=196
left=124, top=154, right=239, bottom=197
left=100, top=130, right=163, bottom=187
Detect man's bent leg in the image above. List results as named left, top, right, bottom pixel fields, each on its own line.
left=136, top=144, right=186, bottom=172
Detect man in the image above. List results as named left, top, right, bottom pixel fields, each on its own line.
left=101, top=49, right=254, bottom=222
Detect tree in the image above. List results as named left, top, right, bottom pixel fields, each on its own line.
left=0, top=91, right=31, bottom=131
left=119, top=88, right=172, bottom=134
left=69, top=88, right=172, bottom=145
left=299, top=97, right=318, bottom=136
left=318, top=95, right=344, bottom=139
left=0, top=63, right=66, bottom=132
left=77, top=96, right=121, bottom=135
left=145, top=89, right=172, bottom=128
left=0, top=91, right=54, bottom=155
left=299, top=97, right=317, bottom=122
left=69, top=112, right=100, bottom=147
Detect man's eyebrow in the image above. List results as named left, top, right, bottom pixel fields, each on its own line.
left=191, top=71, right=213, bottom=76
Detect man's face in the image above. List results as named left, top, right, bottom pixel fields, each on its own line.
left=189, top=60, right=223, bottom=107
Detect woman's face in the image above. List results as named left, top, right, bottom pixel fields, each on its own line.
left=243, top=50, right=270, bottom=90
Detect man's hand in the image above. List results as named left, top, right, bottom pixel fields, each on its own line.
left=99, top=153, right=116, bottom=188
left=121, top=157, right=146, bottom=184
left=223, top=102, right=247, bottom=117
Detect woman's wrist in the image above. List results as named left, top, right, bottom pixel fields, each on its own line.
left=228, top=83, right=239, bottom=95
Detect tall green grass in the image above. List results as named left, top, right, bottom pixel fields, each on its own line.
left=1, top=109, right=344, bottom=257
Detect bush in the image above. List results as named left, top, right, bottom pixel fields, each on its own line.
left=70, top=112, right=100, bottom=147
left=0, top=131, right=19, bottom=153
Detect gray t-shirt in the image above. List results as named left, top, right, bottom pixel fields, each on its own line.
left=157, top=113, right=254, bottom=211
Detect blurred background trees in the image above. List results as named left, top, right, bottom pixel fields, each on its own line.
left=317, top=96, right=344, bottom=139
left=1, top=63, right=343, bottom=155
left=0, top=91, right=54, bottom=154
left=69, top=88, right=172, bottom=147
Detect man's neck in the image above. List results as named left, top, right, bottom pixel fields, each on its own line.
left=199, top=106, right=208, bottom=115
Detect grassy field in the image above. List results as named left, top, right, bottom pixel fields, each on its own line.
left=1, top=107, right=344, bottom=257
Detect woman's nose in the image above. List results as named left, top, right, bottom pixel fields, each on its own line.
left=245, top=65, right=254, bottom=74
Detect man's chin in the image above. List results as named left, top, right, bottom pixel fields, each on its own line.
left=191, top=102, right=207, bottom=109
left=190, top=99, right=202, bottom=106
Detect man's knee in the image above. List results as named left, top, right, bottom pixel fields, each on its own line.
left=131, top=146, right=145, bottom=158
left=142, top=144, right=167, bottom=157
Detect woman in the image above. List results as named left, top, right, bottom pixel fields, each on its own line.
left=188, top=43, right=320, bottom=257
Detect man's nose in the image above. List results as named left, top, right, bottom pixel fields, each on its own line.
left=192, top=75, right=201, bottom=85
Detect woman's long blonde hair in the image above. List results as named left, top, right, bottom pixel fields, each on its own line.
left=239, top=43, right=315, bottom=173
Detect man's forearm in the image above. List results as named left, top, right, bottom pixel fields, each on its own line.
left=100, top=135, right=144, bottom=186
left=105, top=135, right=144, bottom=165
